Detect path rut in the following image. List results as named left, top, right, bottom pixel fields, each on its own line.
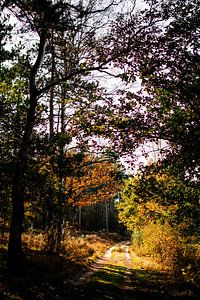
left=73, top=241, right=134, bottom=299
left=70, top=241, right=198, bottom=300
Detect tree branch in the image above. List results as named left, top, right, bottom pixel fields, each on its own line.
left=38, top=63, right=108, bottom=96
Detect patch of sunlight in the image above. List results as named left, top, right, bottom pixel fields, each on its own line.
left=103, top=265, right=126, bottom=274
left=111, top=249, right=126, bottom=261
left=96, top=278, right=112, bottom=285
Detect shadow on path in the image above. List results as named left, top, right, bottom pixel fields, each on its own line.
left=69, top=237, right=200, bottom=300
left=70, top=265, right=199, bottom=300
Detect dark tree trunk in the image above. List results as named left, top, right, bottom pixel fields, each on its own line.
left=55, top=190, right=63, bottom=252
left=49, top=31, right=55, bottom=137
left=7, top=165, right=25, bottom=273
left=7, top=32, right=47, bottom=273
left=7, top=90, right=38, bottom=272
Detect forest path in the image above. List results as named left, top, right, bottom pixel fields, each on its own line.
left=78, top=240, right=132, bottom=283
left=70, top=241, right=198, bottom=300
left=72, top=241, right=137, bottom=299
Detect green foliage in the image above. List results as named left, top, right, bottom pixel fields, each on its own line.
left=116, top=169, right=200, bottom=235
left=0, top=64, right=27, bottom=156
left=0, top=63, right=28, bottom=233
left=116, top=167, right=200, bottom=282
left=0, top=10, right=13, bottom=63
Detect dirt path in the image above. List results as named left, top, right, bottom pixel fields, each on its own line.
left=77, top=241, right=132, bottom=284
left=71, top=241, right=136, bottom=299
left=1, top=236, right=198, bottom=299
left=71, top=241, right=199, bottom=300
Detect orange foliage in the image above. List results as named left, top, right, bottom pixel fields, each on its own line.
left=65, top=155, right=122, bottom=206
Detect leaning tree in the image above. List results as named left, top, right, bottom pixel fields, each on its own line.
left=1, top=0, right=131, bottom=272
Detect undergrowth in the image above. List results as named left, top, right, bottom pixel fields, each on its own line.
left=131, top=222, right=200, bottom=287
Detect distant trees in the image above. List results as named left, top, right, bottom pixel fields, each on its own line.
left=65, top=153, right=123, bottom=233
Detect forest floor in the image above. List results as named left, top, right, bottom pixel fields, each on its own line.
left=66, top=241, right=200, bottom=300
left=0, top=233, right=199, bottom=299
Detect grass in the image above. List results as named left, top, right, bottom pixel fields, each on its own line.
left=92, top=265, right=125, bottom=287
left=80, top=265, right=126, bottom=300
left=0, top=231, right=123, bottom=299
left=62, top=232, right=117, bottom=265
left=0, top=232, right=199, bottom=299
left=128, top=241, right=200, bottom=300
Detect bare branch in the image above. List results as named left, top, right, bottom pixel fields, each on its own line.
left=38, top=63, right=108, bottom=96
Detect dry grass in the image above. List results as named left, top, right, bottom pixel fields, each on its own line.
left=22, top=232, right=47, bottom=251
left=0, top=231, right=121, bottom=299
left=1, top=231, right=117, bottom=269
left=62, top=233, right=116, bottom=265
left=1, top=231, right=121, bottom=266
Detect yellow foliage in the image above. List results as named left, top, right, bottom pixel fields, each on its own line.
left=133, top=222, right=185, bottom=268
left=62, top=233, right=111, bottom=264
left=22, top=232, right=47, bottom=251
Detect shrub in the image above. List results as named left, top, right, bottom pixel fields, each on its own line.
left=62, top=236, right=94, bottom=264
left=133, top=222, right=185, bottom=268
left=22, top=232, right=47, bottom=250
left=62, top=233, right=113, bottom=264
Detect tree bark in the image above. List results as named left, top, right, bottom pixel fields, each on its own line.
left=7, top=89, right=39, bottom=273
left=7, top=164, right=25, bottom=272
left=7, top=32, right=47, bottom=273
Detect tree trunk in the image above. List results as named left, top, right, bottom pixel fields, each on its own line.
left=55, top=80, right=66, bottom=252
left=7, top=166, right=25, bottom=273
left=7, top=32, right=47, bottom=273
left=49, top=31, right=55, bottom=137
left=105, top=201, right=109, bottom=233
left=56, top=187, right=64, bottom=252
left=7, top=91, right=38, bottom=272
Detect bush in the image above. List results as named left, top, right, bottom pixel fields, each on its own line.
left=62, top=237, right=93, bottom=263
left=62, top=233, right=114, bottom=264
left=22, top=232, right=47, bottom=250
left=133, top=222, right=185, bottom=268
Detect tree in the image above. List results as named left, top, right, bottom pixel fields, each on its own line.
left=0, top=8, right=13, bottom=63
left=0, top=64, right=28, bottom=238
left=0, top=14, right=28, bottom=237
left=1, top=0, right=129, bottom=272
left=116, top=167, right=200, bottom=238
left=107, top=0, right=200, bottom=179
left=65, top=153, right=123, bottom=206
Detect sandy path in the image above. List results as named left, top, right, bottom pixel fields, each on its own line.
left=77, top=241, right=133, bottom=286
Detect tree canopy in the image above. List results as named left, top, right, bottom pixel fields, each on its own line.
left=117, top=166, right=200, bottom=235
left=107, top=0, right=200, bottom=179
